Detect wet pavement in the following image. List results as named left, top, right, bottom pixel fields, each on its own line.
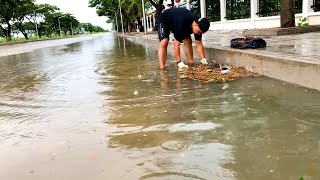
left=1, top=34, right=320, bottom=180
left=133, top=30, right=320, bottom=64
left=204, top=30, right=320, bottom=63
left=0, top=35, right=95, bottom=57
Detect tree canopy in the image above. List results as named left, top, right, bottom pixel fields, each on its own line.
left=89, top=0, right=158, bottom=32
left=0, top=0, right=106, bottom=40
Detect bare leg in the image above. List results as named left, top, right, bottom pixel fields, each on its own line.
left=174, top=39, right=181, bottom=63
left=160, top=69, right=169, bottom=90
left=158, top=38, right=169, bottom=69
left=183, top=37, right=194, bottom=64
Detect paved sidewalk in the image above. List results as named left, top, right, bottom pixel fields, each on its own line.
left=203, top=30, right=320, bottom=64
left=127, top=30, right=320, bottom=64
left=123, top=30, right=320, bottom=90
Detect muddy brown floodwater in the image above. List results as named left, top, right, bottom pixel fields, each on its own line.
left=0, top=34, right=320, bottom=180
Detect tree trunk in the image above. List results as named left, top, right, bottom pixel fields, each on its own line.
left=16, top=23, right=28, bottom=40
left=148, top=0, right=164, bottom=31
left=26, top=17, right=38, bottom=36
left=280, top=0, right=295, bottom=27
left=38, top=27, right=42, bottom=38
left=6, top=21, right=12, bottom=39
left=136, top=17, right=143, bottom=32
left=0, top=25, right=8, bottom=38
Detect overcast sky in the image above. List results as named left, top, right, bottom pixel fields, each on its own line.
left=36, top=0, right=112, bottom=30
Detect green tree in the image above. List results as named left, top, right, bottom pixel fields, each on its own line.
left=147, top=0, right=164, bottom=30
left=89, top=0, right=148, bottom=32
left=92, top=25, right=106, bottom=32
left=29, top=4, right=60, bottom=38
left=79, top=23, right=94, bottom=33
left=258, top=0, right=302, bottom=17
left=44, top=12, right=79, bottom=36
left=13, top=0, right=34, bottom=39
left=89, top=0, right=120, bottom=31
left=0, top=0, right=31, bottom=39
left=225, top=0, right=250, bottom=20
left=206, top=0, right=220, bottom=22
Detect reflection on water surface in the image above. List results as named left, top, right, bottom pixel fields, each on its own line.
left=0, top=34, right=320, bottom=180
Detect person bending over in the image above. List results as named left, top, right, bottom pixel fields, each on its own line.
left=158, top=7, right=210, bottom=69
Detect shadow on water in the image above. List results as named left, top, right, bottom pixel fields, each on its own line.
left=0, top=34, right=320, bottom=180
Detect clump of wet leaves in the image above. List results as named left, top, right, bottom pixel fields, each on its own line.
left=179, top=64, right=261, bottom=83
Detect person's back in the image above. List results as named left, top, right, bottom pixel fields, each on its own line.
left=157, top=7, right=210, bottom=69
left=160, top=8, right=196, bottom=42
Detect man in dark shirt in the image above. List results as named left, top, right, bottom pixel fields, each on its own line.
left=158, top=7, right=210, bottom=69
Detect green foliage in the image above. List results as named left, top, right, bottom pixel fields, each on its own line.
left=225, top=0, right=250, bottom=20
left=191, top=0, right=221, bottom=22
left=44, top=12, right=79, bottom=36
left=0, top=0, right=32, bottom=38
left=206, top=0, right=221, bottom=22
left=298, top=17, right=309, bottom=26
left=258, top=0, right=303, bottom=17
left=0, top=0, right=104, bottom=40
left=79, top=23, right=106, bottom=33
left=89, top=0, right=148, bottom=32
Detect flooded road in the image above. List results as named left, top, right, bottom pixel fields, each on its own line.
left=1, top=33, right=320, bottom=180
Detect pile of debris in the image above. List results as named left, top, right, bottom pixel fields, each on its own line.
left=179, top=64, right=261, bottom=83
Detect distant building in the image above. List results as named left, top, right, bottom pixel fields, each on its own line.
left=140, top=0, right=320, bottom=31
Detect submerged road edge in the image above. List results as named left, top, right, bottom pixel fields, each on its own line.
left=122, top=34, right=320, bottom=91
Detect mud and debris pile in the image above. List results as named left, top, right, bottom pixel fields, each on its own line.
left=179, top=64, right=261, bottom=83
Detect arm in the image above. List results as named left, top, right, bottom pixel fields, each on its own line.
left=195, top=40, right=205, bottom=59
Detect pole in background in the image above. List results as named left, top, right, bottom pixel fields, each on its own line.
left=119, top=0, right=125, bottom=35
left=141, top=0, right=147, bottom=35
left=58, top=17, right=62, bottom=37
left=70, top=22, right=73, bottom=36
left=58, top=16, right=66, bottom=37
left=113, top=11, right=119, bottom=32
left=33, top=7, right=45, bottom=39
left=34, top=11, right=39, bottom=39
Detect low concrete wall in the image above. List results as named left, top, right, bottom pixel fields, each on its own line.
left=125, top=36, right=320, bottom=91
left=206, top=48, right=320, bottom=90
left=209, top=14, right=320, bottom=30
left=243, top=25, right=320, bottom=36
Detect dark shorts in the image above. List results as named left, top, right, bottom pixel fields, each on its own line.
left=158, top=15, right=170, bottom=41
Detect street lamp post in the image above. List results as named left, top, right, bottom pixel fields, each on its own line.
left=58, top=16, right=65, bottom=37
left=33, top=7, right=45, bottom=39
left=114, top=12, right=119, bottom=33
left=34, top=11, right=39, bottom=39
left=70, top=22, right=73, bottom=36
left=109, top=10, right=119, bottom=33
left=141, top=0, right=147, bottom=35
left=119, top=0, right=125, bottom=35
left=86, top=23, right=89, bottom=33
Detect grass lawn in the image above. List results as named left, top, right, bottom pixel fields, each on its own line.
left=0, top=34, right=90, bottom=44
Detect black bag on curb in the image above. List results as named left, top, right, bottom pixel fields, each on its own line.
left=230, top=37, right=266, bottom=49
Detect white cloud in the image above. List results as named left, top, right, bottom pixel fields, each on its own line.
left=36, top=0, right=112, bottom=30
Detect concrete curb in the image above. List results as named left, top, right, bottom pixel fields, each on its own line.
left=124, top=35, right=320, bottom=91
